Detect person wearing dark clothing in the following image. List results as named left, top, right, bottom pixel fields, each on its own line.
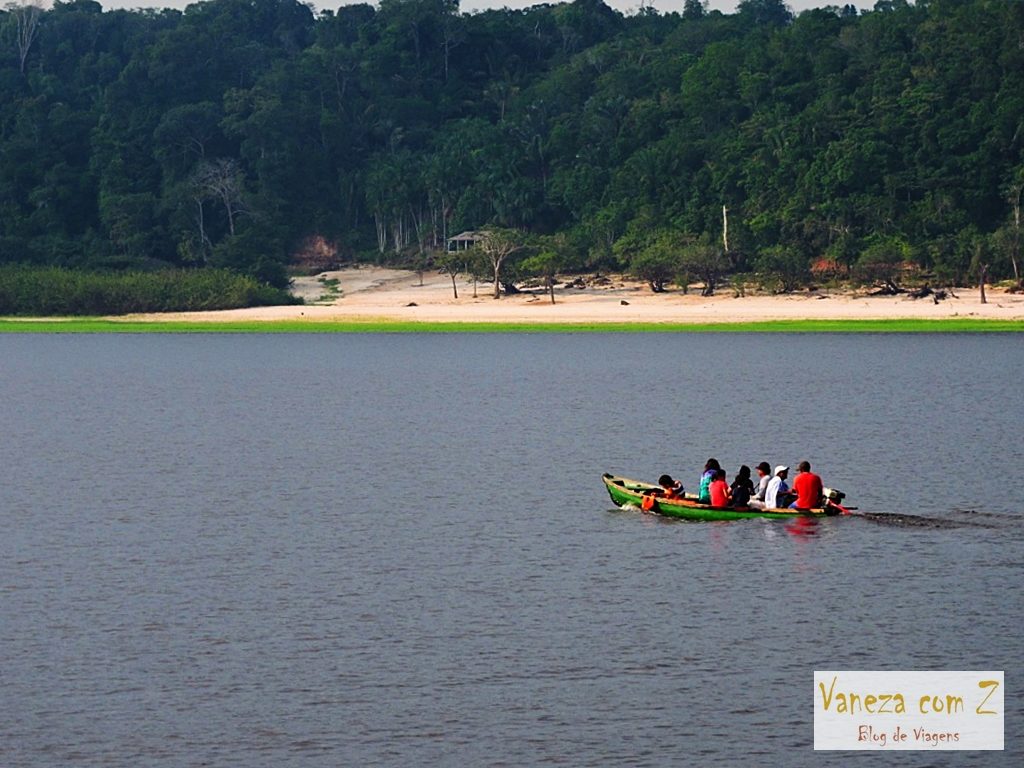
left=730, top=465, right=754, bottom=508
left=658, top=474, right=684, bottom=500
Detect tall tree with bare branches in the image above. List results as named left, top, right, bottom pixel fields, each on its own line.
left=7, top=2, right=42, bottom=75
left=192, top=159, right=248, bottom=237
left=475, top=229, right=526, bottom=299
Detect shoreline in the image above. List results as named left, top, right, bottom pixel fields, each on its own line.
left=2, top=318, right=1022, bottom=334
left=3, top=266, right=1023, bottom=332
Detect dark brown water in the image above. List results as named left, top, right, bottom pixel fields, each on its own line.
left=1, top=334, right=1021, bottom=766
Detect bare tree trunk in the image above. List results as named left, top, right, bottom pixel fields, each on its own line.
left=979, top=263, right=988, bottom=304
left=224, top=200, right=236, bottom=236
left=478, top=230, right=524, bottom=300
left=194, top=158, right=245, bottom=239
left=374, top=214, right=387, bottom=254
left=410, top=203, right=429, bottom=255
left=441, top=202, right=450, bottom=249
left=450, top=273, right=458, bottom=299
left=391, top=219, right=400, bottom=253
left=441, top=22, right=462, bottom=84
left=1013, top=233, right=1021, bottom=288
left=1012, top=185, right=1022, bottom=287
left=14, top=4, right=42, bottom=76
left=429, top=202, right=440, bottom=250
left=722, top=205, right=729, bottom=252
left=194, top=196, right=209, bottom=264
left=548, top=276, right=555, bottom=304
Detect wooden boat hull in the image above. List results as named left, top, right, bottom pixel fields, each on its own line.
left=603, top=473, right=836, bottom=521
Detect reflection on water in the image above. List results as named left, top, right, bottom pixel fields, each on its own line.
left=0, top=333, right=1021, bottom=767
left=784, top=516, right=820, bottom=537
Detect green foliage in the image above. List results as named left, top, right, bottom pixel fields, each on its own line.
left=678, top=241, right=728, bottom=296
left=753, top=245, right=809, bottom=293
left=621, top=228, right=687, bottom=292
left=629, top=247, right=677, bottom=293
left=1, top=0, right=1023, bottom=297
left=0, top=265, right=296, bottom=315
left=521, top=233, right=572, bottom=301
left=471, top=227, right=528, bottom=297
left=854, top=235, right=915, bottom=286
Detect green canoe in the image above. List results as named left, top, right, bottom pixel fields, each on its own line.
left=602, top=472, right=841, bottom=522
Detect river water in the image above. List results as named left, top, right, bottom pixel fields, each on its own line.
left=1, top=333, right=1021, bottom=766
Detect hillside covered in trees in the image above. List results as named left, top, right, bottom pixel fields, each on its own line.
left=2, top=0, right=1023, bottom=295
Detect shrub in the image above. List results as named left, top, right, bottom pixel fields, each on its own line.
left=0, top=265, right=299, bottom=316
left=754, top=246, right=810, bottom=293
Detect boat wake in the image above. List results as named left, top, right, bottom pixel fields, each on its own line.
left=857, top=510, right=1007, bottom=529
left=951, top=507, right=1021, bottom=521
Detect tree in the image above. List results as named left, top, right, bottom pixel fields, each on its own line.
left=7, top=2, right=42, bottom=75
left=969, top=237, right=988, bottom=304
left=737, top=0, right=792, bottom=27
left=679, top=241, right=728, bottom=297
left=682, top=1, right=705, bottom=21
left=853, top=236, right=914, bottom=291
left=153, top=102, right=223, bottom=181
left=622, top=228, right=695, bottom=293
left=192, top=159, right=248, bottom=237
left=521, top=235, right=567, bottom=304
left=436, top=250, right=464, bottom=298
left=1003, top=169, right=1024, bottom=287
left=2, top=0, right=1024, bottom=293
left=990, top=225, right=1020, bottom=291
left=98, top=189, right=159, bottom=261
left=464, top=247, right=490, bottom=298
left=630, top=246, right=677, bottom=293
left=474, top=228, right=526, bottom=299
left=753, top=245, right=809, bottom=293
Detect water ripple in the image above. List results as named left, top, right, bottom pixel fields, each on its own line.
left=0, top=334, right=1021, bottom=766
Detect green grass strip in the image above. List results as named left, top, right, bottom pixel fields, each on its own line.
left=1, top=317, right=1022, bottom=333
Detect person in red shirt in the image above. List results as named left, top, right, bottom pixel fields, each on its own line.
left=708, top=469, right=732, bottom=507
left=790, top=460, right=823, bottom=510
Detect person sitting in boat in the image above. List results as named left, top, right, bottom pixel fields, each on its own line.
left=747, top=461, right=773, bottom=510
left=764, top=465, right=792, bottom=509
left=730, top=465, right=754, bottom=508
left=658, top=474, right=684, bottom=499
left=708, top=469, right=732, bottom=507
left=789, top=460, right=824, bottom=510
left=697, top=458, right=721, bottom=503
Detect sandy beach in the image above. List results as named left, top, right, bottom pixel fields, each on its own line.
left=116, top=266, right=1024, bottom=325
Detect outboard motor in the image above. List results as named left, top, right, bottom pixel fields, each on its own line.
left=822, top=487, right=848, bottom=514
left=823, top=487, right=845, bottom=504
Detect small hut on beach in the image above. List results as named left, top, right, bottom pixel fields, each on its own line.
left=446, top=231, right=488, bottom=252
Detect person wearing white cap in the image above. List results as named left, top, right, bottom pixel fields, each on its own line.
left=764, top=465, right=790, bottom=509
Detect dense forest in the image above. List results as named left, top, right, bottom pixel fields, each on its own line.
left=1, top=0, right=1023, bottom=297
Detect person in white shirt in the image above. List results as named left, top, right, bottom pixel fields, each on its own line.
left=764, top=465, right=791, bottom=509
left=747, top=461, right=773, bottom=510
